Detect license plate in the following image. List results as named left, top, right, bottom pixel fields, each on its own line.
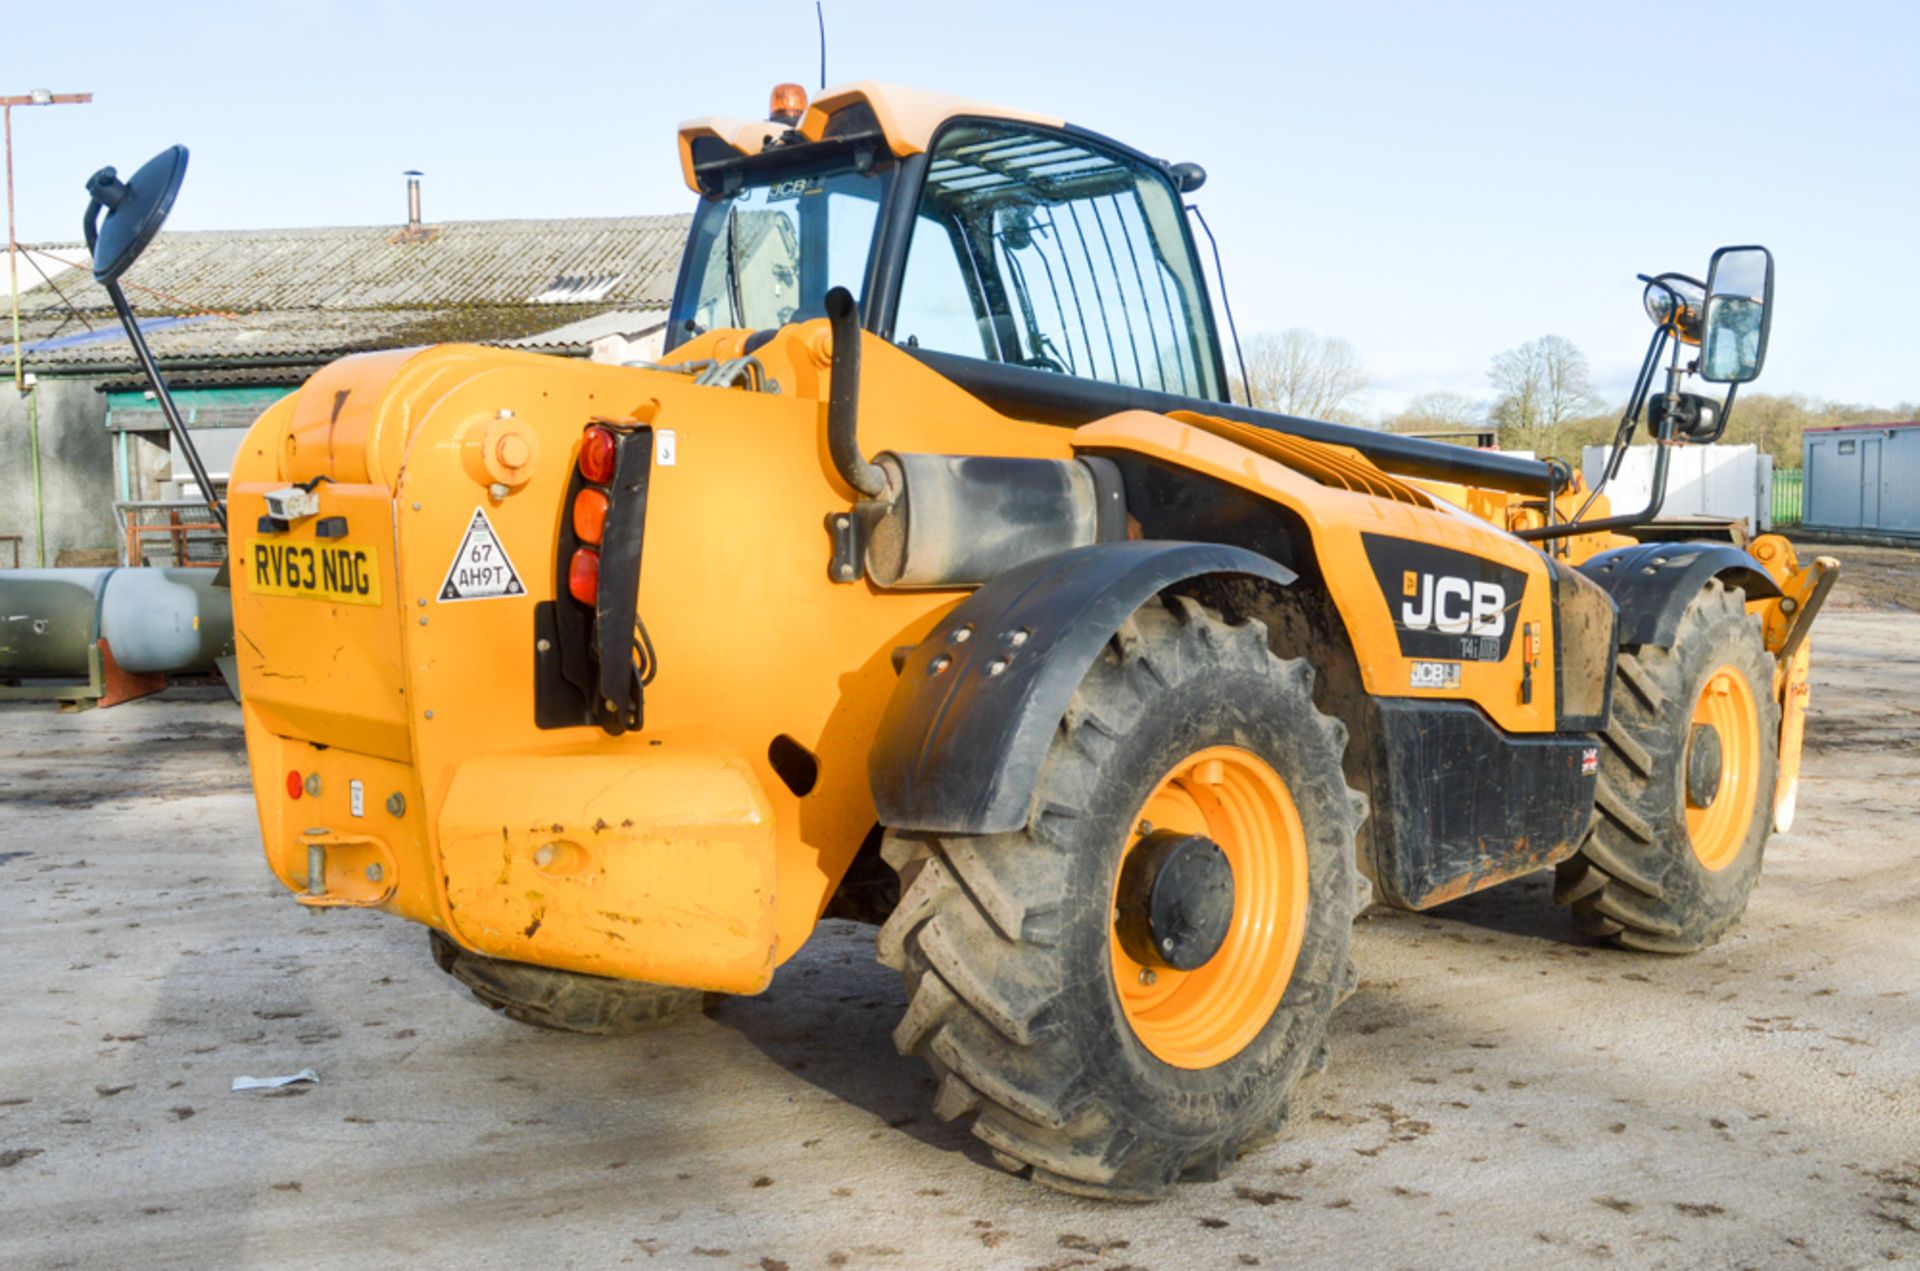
left=248, top=541, right=383, bottom=606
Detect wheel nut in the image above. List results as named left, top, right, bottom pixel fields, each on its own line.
left=1138, top=968, right=1158, bottom=986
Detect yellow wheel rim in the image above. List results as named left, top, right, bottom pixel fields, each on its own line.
left=1686, top=665, right=1761, bottom=872
left=1109, top=746, right=1308, bottom=1070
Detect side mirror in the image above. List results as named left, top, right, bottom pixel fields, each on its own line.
left=1699, top=244, right=1772, bottom=383
left=83, top=145, right=188, bottom=283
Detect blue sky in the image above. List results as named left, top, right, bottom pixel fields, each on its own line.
left=7, top=0, right=1915, bottom=415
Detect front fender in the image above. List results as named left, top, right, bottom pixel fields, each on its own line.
left=1578, top=541, right=1780, bottom=649
left=869, top=541, right=1295, bottom=835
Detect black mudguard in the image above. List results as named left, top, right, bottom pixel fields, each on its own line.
left=1578, top=541, right=1779, bottom=649
left=869, top=541, right=1295, bottom=835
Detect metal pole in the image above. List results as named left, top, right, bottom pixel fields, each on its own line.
left=4, top=91, right=93, bottom=566
left=7, top=103, right=19, bottom=394
left=104, top=279, right=225, bottom=531
left=1, top=91, right=93, bottom=384
left=27, top=380, right=45, bottom=565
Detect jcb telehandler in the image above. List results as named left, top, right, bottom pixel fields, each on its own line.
left=87, top=81, right=1835, bottom=1199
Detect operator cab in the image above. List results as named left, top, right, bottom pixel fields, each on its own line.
left=668, top=82, right=1226, bottom=402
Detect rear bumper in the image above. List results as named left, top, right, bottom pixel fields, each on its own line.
left=251, top=727, right=780, bottom=994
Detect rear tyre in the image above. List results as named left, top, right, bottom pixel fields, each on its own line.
left=1555, top=579, right=1779, bottom=953
left=428, top=930, right=703, bottom=1034
left=876, top=596, right=1362, bottom=1198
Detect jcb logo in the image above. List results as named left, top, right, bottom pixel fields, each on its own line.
left=1400, top=572, right=1508, bottom=638
left=1363, top=534, right=1526, bottom=664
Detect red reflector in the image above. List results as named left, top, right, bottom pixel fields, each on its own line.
left=567, top=547, right=601, bottom=605
left=286, top=770, right=304, bottom=800
left=572, top=488, right=609, bottom=545
left=578, top=426, right=617, bottom=485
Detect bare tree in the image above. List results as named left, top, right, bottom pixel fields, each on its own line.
left=1388, top=390, right=1483, bottom=433
left=1489, top=335, right=1601, bottom=431
left=1238, top=329, right=1370, bottom=422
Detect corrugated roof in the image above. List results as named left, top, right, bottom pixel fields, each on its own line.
left=6, top=214, right=691, bottom=376
left=15, top=216, right=689, bottom=315
left=496, top=308, right=668, bottom=349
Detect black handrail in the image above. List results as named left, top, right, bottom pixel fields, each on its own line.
left=825, top=287, right=886, bottom=498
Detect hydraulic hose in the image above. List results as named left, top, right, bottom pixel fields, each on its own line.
left=824, top=286, right=887, bottom=498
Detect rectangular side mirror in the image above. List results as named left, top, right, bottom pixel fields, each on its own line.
left=1700, top=245, right=1773, bottom=383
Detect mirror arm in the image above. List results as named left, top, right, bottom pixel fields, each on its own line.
left=82, top=169, right=225, bottom=533
left=1517, top=325, right=1675, bottom=543
left=1516, top=411, right=1675, bottom=542
left=102, top=278, right=226, bottom=532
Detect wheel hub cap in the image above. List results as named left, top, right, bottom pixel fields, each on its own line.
left=1116, top=832, right=1236, bottom=971
left=1686, top=722, right=1724, bottom=808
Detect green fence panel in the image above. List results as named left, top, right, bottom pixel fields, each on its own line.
left=1772, top=468, right=1803, bottom=527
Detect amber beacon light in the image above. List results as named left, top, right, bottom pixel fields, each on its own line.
left=769, top=83, right=808, bottom=125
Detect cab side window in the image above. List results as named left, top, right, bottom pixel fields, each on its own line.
left=890, top=123, right=1221, bottom=400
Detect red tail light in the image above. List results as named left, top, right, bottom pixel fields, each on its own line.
left=578, top=426, right=617, bottom=484
left=286, top=770, right=304, bottom=800
left=567, top=547, right=601, bottom=605
left=571, top=488, right=609, bottom=545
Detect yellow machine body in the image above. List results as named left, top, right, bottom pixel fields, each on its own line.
left=224, top=83, right=1829, bottom=996
left=227, top=326, right=1824, bottom=992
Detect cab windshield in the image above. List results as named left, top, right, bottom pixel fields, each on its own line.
left=669, top=156, right=893, bottom=346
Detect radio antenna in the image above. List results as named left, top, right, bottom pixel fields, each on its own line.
left=816, top=2, right=827, bottom=90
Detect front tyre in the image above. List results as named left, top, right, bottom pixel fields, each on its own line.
left=1555, top=579, right=1780, bottom=952
left=876, top=596, right=1362, bottom=1198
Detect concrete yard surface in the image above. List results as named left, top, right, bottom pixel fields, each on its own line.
left=1, top=610, right=1917, bottom=1269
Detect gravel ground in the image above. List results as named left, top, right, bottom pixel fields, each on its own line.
left=1801, top=542, right=1920, bottom=613
left=1, top=610, right=1916, bottom=1270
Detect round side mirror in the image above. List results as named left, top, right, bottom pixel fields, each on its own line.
left=84, top=145, right=189, bottom=284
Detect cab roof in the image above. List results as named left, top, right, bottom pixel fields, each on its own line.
left=676, top=81, right=1063, bottom=193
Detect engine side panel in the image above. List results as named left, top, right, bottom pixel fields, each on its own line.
left=1075, top=411, right=1563, bottom=735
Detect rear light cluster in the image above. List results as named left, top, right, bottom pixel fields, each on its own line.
left=568, top=424, right=617, bottom=605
